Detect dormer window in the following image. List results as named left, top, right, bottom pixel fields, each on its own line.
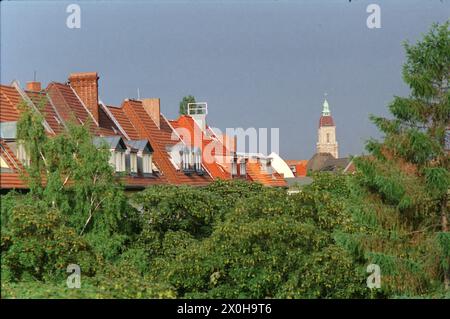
left=94, top=136, right=127, bottom=173
left=16, top=142, right=30, bottom=166
left=125, top=140, right=154, bottom=176
left=130, top=152, right=138, bottom=174
left=180, top=146, right=202, bottom=175
left=142, top=153, right=152, bottom=174
left=240, top=160, right=247, bottom=176
left=181, top=147, right=191, bottom=172
left=231, top=156, right=238, bottom=176
left=266, top=159, right=273, bottom=174
left=111, top=150, right=125, bottom=172
left=194, top=148, right=203, bottom=174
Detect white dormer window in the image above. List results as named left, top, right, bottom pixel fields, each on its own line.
left=195, top=151, right=202, bottom=172
left=143, top=153, right=152, bottom=174
left=181, top=148, right=189, bottom=171
left=110, top=150, right=125, bottom=172
left=231, top=158, right=238, bottom=176
left=180, top=146, right=202, bottom=173
left=266, top=160, right=273, bottom=174
left=240, top=161, right=246, bottom=176
left=190, top=150, right=195, bottom=169
left=130, top=153, right=138, bottom=174
left=17, top=142, right=30, bottom=166
left=181, top=147, right=191, bottom=171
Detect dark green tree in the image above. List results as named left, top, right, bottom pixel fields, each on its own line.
left=179, top=95, right=196, bottom=115
left=355, top=21, right=450, bottom=291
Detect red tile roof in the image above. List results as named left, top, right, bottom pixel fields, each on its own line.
left=98, top=105, right=119, bottom=134
left=1, top=80, right=164, bottom=189
left=2, top=73, right=287, bottom=189
left=285, top=159, right=306, bottom=166
left=25, top=90, right=65, bottom=134
left=122, top=100, right=212, bottom=185
left=104, top=105, right=140, bottom=140
left=246, top=161, right=287, bottom=187
left=46, top=82, right=115, bottom=136
left=170, top=115, right=231, bottom=180
left=0, top=85, right=21, bottom=122
left=170, top=115, right=286, bottom=186
left=1, top=84, right=61, bottom=136
left=285, top=159, right=308, bottom=177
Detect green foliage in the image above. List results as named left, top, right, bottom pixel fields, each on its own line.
left=2, top=21, right=448, bottom=299
left=14, top=99, right=136, bottom=253
left=132, top=180, right=367, bottom=298
left=1, top=97, right=142, bottom=297
left=354, top=21, right=450, bottom=293
left=179, top=95, right=196, bottom=115
left=1, top=193, right=97, bottom=283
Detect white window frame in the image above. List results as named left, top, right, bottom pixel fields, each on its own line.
left=231, top=160, right=238, bottom=176
left=182, top=149, right=191, bottom=171
left=17, top=142, right=30, bottom=166
left=191, top=151, right=195, bottom=169
left=114, top=151, right=126, bottom=172
left=266, top=160, right=273, bottom=174
left=142, top=153, right=152, bottom=174
left=130, top=152, right=138, bottom=174
left=240, top=161, right=246, bottom=176
left=195, top=151, right=202, bottom=171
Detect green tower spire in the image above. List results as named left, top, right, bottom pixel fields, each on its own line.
left=322, top=96, right=330, bottom=116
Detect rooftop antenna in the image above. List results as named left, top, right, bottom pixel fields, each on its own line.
left=137, top=88, right=141, bottom=100
left=33, top=70, right=37, bottom=82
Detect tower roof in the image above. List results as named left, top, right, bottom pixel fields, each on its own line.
left=319, top=98, right=334, bottom=127
left=322, top=98, right=330, bottom=116
left=319, top=115, right=335, bottom=127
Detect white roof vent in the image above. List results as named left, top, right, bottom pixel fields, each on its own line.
left=187, top=102, right=208, bottom=131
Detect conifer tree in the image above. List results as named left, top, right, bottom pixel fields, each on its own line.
left=355, top=21, right=449, bottom=291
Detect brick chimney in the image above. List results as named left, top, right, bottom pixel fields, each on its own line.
left=141, top=98, right=161, bottom=128
left=68, top=72, right=99, bottom=123
left=26, top=81, right=41, bottom=92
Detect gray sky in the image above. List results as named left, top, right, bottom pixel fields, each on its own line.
left=1, top=0, right=449, bottom=159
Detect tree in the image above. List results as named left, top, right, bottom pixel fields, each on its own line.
left=355, top=21, right=450, bottom=291
left=15, top=98, right=135, bottom=259
left=179, top=95, right=196, bottom=115
left=133, top=180, right=367, bottom=298
left=1, top=194, right=96, bottom=282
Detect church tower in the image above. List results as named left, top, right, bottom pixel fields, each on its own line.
left=316, top=98, right=339, bottom=158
